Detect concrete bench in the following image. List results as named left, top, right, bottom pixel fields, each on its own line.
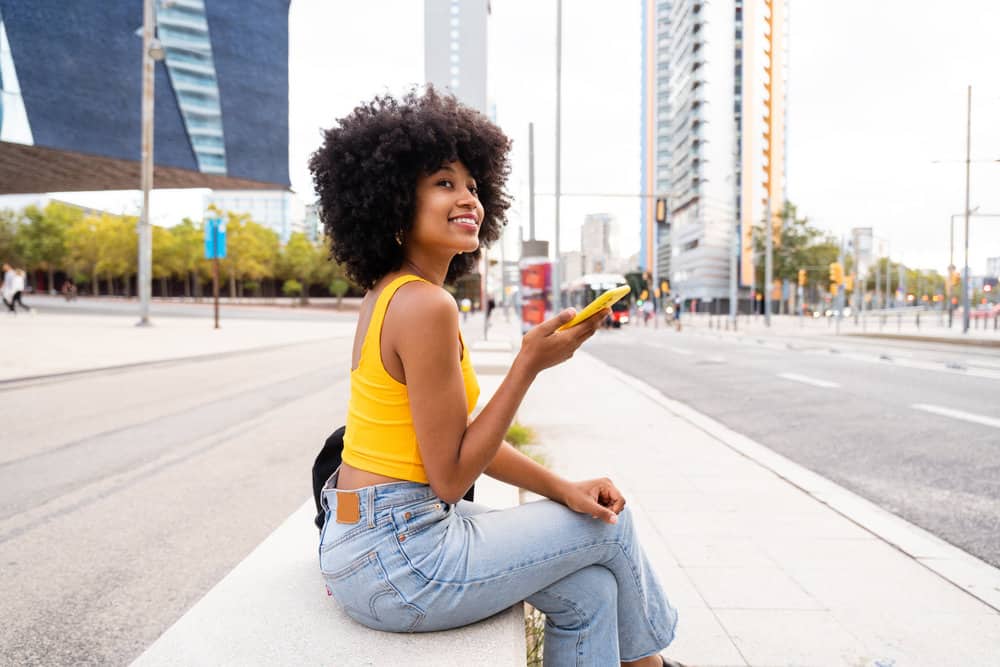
left=133, top=478, right=524, bottom=666
left=134, top=341, right=526, bottom=666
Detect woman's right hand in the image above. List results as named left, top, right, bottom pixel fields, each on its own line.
left=516, top=307, right=610, bottom=376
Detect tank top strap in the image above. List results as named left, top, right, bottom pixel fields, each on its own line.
left=361, top=274, right=429, bottom=363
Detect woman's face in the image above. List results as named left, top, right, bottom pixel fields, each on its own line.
left=409, top=160, right=484, bottom=257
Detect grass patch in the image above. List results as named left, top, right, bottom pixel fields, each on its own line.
left=505, top=422, right=537, bottom=447
left=524, top=603, right=545, bottom=667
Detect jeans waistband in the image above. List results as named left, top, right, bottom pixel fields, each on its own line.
left=321, top=468, right=437, bottom=520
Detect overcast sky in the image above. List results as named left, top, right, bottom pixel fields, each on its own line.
left=50, top=0, right=1000, bottom=275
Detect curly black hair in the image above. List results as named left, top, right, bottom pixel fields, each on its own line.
left=309, top=86, right=512, bottom=289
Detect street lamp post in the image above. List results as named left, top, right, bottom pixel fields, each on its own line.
left=764, top=196, right=773, bottom=327
left=137, top=0, right=164, bottom=327
left=552, top=0, right=562, bottom=312
left=962, top=85, right=972, bottom=333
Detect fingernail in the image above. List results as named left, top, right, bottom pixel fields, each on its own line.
left=609, top=515, right=618, bottom=524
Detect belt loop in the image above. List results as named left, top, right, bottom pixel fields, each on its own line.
left=320, top=465, right=341, bottom=512
left=367, top=488, right=375, bottom=528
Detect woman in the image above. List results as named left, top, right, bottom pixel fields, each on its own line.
left=310, top=88, right=681, bottom=667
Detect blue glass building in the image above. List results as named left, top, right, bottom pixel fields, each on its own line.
left=0, top=0, right=289, bottom=193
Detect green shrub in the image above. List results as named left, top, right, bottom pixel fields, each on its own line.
left=282, top=279, right=302, bottom=297
left=505, top=422, right=536, bottom=447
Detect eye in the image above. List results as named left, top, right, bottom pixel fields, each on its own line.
left=468, top=184, right=479, bottom=197
left=436, top=179, right=454, bottom=188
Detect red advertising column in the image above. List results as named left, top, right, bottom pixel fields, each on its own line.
left=519, top=256, right=551, bottom=334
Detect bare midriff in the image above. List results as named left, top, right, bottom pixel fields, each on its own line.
left=335, top=461, right=409, bottom=491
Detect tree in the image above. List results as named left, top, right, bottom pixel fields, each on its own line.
left=213, top=210, right=280, bottom=298
left=65, top=214, right=105, bottom=295
left=281, top=232, right=323, bottom=304
left=96, top=215, right=138, bottom=296
left=170, top=218, right=205, bottom=298
left=0, top=208, right=25, bottom=267
left=16, top=202, right=79, bottom=292
left=329, top=277, right=350, bottom=308
left=152, top=225, right=179, bottom=297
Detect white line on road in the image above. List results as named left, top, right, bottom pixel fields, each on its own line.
left=777, top=372, right=840, bottom=389
left=911, top=404, right=1000, bottom=429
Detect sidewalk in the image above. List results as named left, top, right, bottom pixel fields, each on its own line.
left=0, top=308, right=353, bottom=382
left=680, top=310, right=1000, bottom=348
left=470, top=312, right=1000, bottom=666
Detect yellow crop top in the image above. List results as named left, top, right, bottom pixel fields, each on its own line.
left=342, top=274, right=480, bottom=483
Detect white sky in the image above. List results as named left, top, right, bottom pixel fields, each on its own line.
left=37, top=0, right=1000, bottom=275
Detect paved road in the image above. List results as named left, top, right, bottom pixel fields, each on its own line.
left=0, top=338, right=351, bottom=666
left=586, top=324, right=1000, bottom=568
left=23, top=294, right=360, bottom=322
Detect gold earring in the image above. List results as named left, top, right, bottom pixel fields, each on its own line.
left=394, top=230, right=403, bottom=246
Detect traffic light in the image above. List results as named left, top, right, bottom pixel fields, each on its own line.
left=797, top=269, right=807, bottom=287
left=640, top=289, right=649, bottom=301
left=655, top=198, right=667, bottom=224
left=949, top=270, right=961, bottom=288
left=845, top=274, right=855, bottom=292
left=660, top=279, right=670, bottom=295
left=828, top=262, right=844, bottom=286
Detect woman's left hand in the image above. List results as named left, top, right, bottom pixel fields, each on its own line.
left=561, top=477, right=626, bottom=524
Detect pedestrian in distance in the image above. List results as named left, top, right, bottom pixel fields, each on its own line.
left=2, top=263, right=14, bottom=312
left=61, top=280, right=78, bottom=301
left=309, top=86, right=682, bottom=667
left=10, top=269, right=31, bottom=313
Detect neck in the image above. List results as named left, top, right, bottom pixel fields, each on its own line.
left=401, top=254, right=451, bottom=286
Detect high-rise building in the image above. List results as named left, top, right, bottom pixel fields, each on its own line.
left=987, top=257, right=1000, bottom=278
left=0, top=0, right=290, bottom=194
left=581, top=213, right=617, bottom=274
left=424, top=0, right=489, bottom=113
left=559, top=250, right=584, bottom=285
left=639, top=0, right=671, bottom=279
left=640, top=0, right=787, bottom=304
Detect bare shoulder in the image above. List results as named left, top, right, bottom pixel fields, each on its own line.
left=387, top=280, right=459, bottom=332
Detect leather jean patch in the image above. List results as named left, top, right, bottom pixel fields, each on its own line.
left=336, top=491, right=361, bottom=524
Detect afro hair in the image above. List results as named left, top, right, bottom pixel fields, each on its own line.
left=308, top=86, right=512, bottom=289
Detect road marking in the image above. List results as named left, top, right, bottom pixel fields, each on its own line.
left=777, top=372, right=840, bottom=389
left=911, top=404, right=1000, bottom=429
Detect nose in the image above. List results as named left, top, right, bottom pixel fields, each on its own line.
left=457, top=187, right=478, bottom=207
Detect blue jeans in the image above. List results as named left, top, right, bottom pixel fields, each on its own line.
left=319, top=473, right=678, bottom=665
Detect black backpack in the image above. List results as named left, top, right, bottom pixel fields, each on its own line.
left=311, top=427, right=475, bottom=529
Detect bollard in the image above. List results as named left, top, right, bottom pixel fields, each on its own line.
left=897, top=313, right=901, bottom=331
left=916, top=312, right=920, bottom=330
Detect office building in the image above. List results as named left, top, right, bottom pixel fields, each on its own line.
left=424, top=0, right=489, bottom=113
left=204, top=189, right=304, bottom=243
left=640, top=0, right=787, bottom=304
left=581, top=213, right=618, bottom=274
left=0, top=0, right=289, bottom=194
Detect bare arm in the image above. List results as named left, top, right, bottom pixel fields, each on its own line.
left=393, top=284, right=606, bottom=503
left=483, top=442, right=569, bottom=503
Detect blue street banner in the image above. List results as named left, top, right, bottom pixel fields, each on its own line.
left=204, top=217, right=227, bottom=259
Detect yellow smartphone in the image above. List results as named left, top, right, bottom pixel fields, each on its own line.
left=557, top=285, right=631, bottom=331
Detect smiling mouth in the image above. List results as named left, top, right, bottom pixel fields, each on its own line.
left=449, top=216, right=479, bottom=229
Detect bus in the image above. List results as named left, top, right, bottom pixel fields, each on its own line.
left=563, top=273, right=631, bottom=328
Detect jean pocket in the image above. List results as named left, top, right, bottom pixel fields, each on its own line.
left=322, top=551, right=425, bottom=633
left=391, top=500, right=451, bottom=581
